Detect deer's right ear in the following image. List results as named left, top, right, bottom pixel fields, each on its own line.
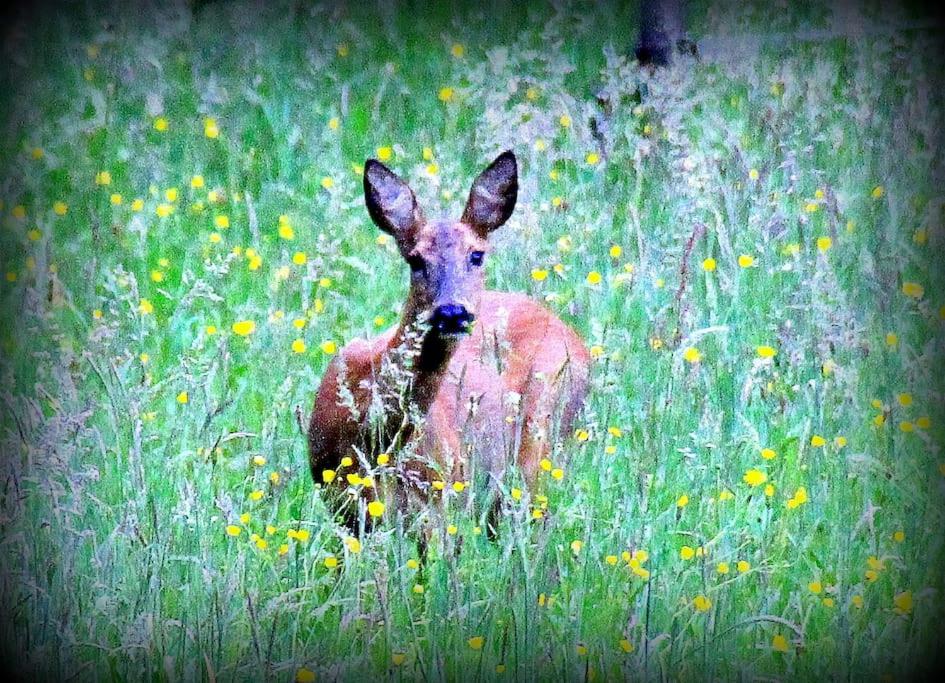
left=462, top=150, right=518, bottom=235
left=363, top=160, right=421, bottom=242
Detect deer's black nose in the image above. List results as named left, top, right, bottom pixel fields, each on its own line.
left=431, top=304, right=474, bottom=334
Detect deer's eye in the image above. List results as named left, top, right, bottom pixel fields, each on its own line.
left=469, top=251, right=485, bottom=267
left=407, top=255, right=426, bottom=274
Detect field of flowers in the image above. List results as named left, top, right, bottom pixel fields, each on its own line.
left=1, top=0, right=943, bottom=680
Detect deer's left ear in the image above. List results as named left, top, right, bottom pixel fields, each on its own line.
left=364, top=160, right=423, bottom=244
left=462, top=150, right=518, bottom=235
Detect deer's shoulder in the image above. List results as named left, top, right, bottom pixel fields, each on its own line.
left=327, top=331, right=395, bottom=385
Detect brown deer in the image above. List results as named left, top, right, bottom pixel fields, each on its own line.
left=307, top=151, right=590, bottom=532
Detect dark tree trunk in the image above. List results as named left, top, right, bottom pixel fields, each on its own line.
left=636, top=0, right=686, bottom=66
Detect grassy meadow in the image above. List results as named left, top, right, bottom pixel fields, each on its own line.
left=1, top=0, right=944, bottom=680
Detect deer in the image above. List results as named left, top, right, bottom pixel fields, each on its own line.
left=307, top=150, right=590, bottom=535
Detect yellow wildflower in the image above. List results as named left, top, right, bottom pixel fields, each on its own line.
left=743, top=469, right=767, bottom=487
left=894, top=591, right=913, bottom=614
left=295, top=668, right=316, bottom=683
left=756, top=345, right=777, bottom=358
left=232, top=320, right=255, bottom=336
left=692, top=595, right=712, bottom=612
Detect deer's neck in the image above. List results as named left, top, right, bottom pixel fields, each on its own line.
left=379, top=291, right=460, bottom=443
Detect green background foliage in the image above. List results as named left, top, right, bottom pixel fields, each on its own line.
left=1, top=1, right=943, bottom=680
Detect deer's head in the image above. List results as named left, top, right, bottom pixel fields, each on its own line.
left=363, top=151, right=518, bottom=337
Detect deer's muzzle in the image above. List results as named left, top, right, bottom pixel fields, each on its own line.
left=430, top=304, right=475, bottom=335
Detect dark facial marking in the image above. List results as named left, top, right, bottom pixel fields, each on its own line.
left=407, top=254, right=426, bottom=275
